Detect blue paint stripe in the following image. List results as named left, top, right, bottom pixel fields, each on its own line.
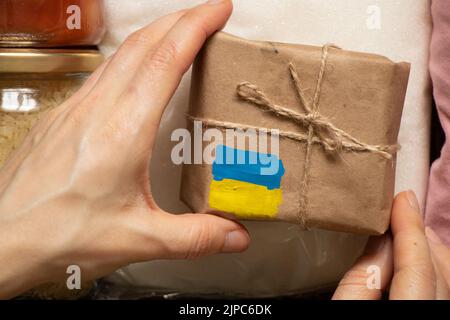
left=212, top=145, right=285, bottom=190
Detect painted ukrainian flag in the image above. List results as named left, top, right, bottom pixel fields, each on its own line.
left=209, top=145, right=285, bottom=219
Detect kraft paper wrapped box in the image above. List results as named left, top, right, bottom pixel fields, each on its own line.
left=181, top=32, right=410, bottom=235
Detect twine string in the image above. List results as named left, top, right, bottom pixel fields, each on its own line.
left=187, top=44, right=397, bottom=227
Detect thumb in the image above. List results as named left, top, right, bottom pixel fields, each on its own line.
left=389, top=191, right=436, bottom=299
left=151, top=211, right=250, bottom=259
left=332, top=234, right=393, bottom=300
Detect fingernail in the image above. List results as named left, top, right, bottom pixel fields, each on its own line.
left=222, top=229, right=249, bottom=253
left=406, top=190, right=421, bottom=213
left=207, top=0, right=225, bottom=5
left=365, top=235, right=386, bottom=255
left=425, top=227, right=443, bottom=245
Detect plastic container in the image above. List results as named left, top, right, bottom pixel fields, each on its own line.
left=0, top=48, right=103, bottom=167
left=0, top=0, right=105, bottom=47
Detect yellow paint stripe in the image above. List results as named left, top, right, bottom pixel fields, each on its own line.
left=209, top=179, right=282, bottom=219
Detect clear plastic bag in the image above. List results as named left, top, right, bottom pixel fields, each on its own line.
left=101, top=223, right=367, bottom=298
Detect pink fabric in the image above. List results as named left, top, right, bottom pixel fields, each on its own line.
left=426, top=0, right=450, bottom=246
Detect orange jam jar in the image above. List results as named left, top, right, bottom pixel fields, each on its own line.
left=0, top=0, right=105, bottom=47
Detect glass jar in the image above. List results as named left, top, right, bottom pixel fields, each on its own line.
left=0, top=48, right=103, bottom=167
left=0, top=0, right=105, bottom=47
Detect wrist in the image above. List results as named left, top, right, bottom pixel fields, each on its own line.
left=0, top=222, right=53, bottom=299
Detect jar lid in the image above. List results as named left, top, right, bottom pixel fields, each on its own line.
left=0, top=48, right=103, bottom=73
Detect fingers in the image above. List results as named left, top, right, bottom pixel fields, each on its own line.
left=48, top=11, right=186, bottom=155
left=145, top=0, right=233, bottom=81
left=332, top=234, right=393, bottom=300
left=389, top=191, right=436, bottom=300
left=116, top=0, right=233, bottom=130
left=88, top=9, right=188, bottom=102
left=63, top=56, right=112, bottom=107
left=425, top=227, right=450, bottom=298
left=61, top=0, right=233, bottom=162
left=139, top=210, right=250, bottom=260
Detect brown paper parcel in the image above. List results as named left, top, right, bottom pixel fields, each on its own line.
left=180, top=32, right=410, bottom=235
